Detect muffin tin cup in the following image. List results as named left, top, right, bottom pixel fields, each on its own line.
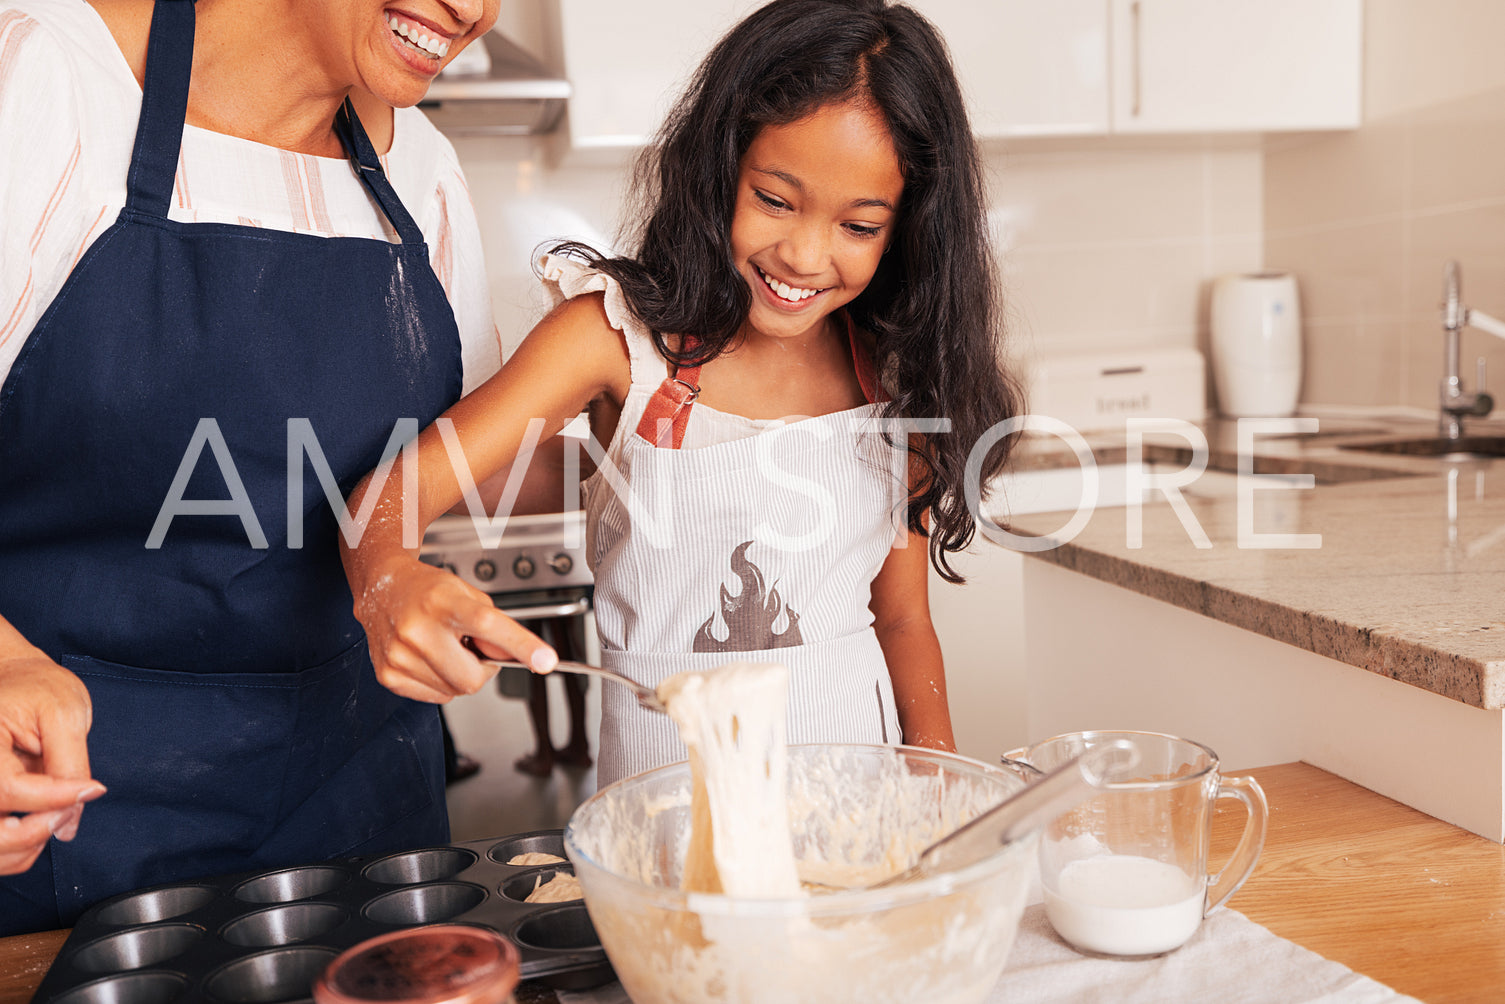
left=30, top=831, right=613, bottom=1004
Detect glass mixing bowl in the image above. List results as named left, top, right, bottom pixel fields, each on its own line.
left=563, top=743, right=1035, bottom=1004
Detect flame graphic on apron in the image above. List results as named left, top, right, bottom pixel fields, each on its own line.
left=692, top=541, right=803, bottom=652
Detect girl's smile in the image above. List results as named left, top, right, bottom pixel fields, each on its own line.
left=752, top=264, right=828, bottom=309
left=732, top=100, right=904, bottom=344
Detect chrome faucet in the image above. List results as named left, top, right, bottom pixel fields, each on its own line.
left=1439, top=260, right=1505, bottom=439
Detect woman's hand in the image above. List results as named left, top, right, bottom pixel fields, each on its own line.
left=352, top=555, right=558, bottom=704
left=0, top=644, right=107, bottom=874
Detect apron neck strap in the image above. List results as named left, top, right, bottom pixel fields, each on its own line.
left=124, top=2, right=425, bottom=245
left=844, top=312, right=888, bottom=405
left=334, top=100, right=426, bottom=246
left=125, top=0, right=194, bottom=218
left=636, top=337, right=703, bottom=449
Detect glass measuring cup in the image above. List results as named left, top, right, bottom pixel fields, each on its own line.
left=1003, top=730, right=1268, bottom=957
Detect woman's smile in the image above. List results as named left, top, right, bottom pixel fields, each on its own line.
left=357, top=1, right=497, bottom=103
left=386, top=11, right=453, bottom=60
left=381, top=7, right=458, bottom=77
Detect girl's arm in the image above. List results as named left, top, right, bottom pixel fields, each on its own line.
left=870, top=528, right=956, bottom=751
left=341, top=293, right=627, bottom=704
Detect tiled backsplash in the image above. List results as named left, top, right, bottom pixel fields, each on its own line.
left=1263, top=0, right=1505, bottom=411
left=984, top=139, right=1262, bottom=393
left=1265, top=84, right=1505, bottom=410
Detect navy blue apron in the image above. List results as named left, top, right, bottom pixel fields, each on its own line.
left=0, top=0, right=462, bottom=934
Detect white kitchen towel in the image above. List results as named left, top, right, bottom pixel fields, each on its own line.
left=553, top=905, right=1418, bottom=1004
left=988, top=903, right=1419, bottom=1004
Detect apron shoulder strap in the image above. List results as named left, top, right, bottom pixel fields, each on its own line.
left=635, top=312, right=887, bottom=450
left=635, top=337, right=702, bottom=450
left=124, top=0, right=194, bottom=219
left=334, top=101, right=426, bottom=246
left=845, top=313, right=888, bottom=405
left=123, top=4, right=425, bottom=249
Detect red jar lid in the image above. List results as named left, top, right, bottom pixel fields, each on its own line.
left=313, top=925, right=520, bottom=1004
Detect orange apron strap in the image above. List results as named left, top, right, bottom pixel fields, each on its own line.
left=637, top=319, right=883, bottom=450
left=845, top=313, right=888, bottom=404
left=635, top=337, right=703, bottom=449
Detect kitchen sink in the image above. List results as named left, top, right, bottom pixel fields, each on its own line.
left=990, top=462, right=1301, bottom=516
left=1337, top=436, right=1505, bottom=462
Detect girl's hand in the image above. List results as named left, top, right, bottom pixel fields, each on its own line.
left=353, top=556, right=557, bottom=704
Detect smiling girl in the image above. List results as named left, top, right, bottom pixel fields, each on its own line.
left=343, top=0, right=1024, bottom=787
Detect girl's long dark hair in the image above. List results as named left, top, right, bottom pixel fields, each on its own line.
left=551, top=0, right=1024, bottom=582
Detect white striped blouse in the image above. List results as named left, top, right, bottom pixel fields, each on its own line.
left=0, top=0, right=503, bottom=398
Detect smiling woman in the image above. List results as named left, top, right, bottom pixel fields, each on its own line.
left=0, top=0, right=555, bottom=936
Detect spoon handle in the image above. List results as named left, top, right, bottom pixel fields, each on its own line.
left=916, top=740, right=1139, bottom=875
left=482, top=657, right=669, bottom=715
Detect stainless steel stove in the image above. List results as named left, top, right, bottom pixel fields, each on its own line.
left=420, top=510, right=592, bottom=621
left=420, top=509, right=594, bottom=737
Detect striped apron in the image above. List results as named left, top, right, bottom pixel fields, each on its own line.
left=586, top=321, right=905, bottom=788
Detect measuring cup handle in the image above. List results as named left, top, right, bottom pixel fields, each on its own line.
left=1205, top=774, right=1269, bottom=915
left=998, top=754, right=1044, bottom=780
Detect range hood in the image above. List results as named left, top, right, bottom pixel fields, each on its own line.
left=418, top=29, right=570, bottom=136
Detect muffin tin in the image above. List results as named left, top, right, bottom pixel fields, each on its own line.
left=29, top=830, right=613, bottom=1004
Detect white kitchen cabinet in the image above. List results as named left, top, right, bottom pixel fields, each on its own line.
left=1109, top=0, right=1362, bottom=133
left=929, top=543, right=1030, bottom=763
left=558, top=0, right=1110, bottom=148
left=913, top=0, right=1110, bottom=137
left=559, top=0, right=1359, bottom=148
left=557, top=0, right=760, bottom=149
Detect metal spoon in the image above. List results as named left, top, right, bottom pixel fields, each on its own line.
left=479, top=656, right=669, bottom=715
left=820, top=739, right=1138, bottom=893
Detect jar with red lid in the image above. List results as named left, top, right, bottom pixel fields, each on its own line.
left=313, top=925, right=521, bottom=1004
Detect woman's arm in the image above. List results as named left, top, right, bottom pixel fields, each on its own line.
left=870, top=528, right=956, bottom=751
left=341, top=293, right=627, bottom=704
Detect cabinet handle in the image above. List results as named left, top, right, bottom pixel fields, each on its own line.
left=1130, top=1, right=1143, bottom=118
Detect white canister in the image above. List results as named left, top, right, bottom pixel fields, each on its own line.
left=1209, top=271, right=1302, bottom=417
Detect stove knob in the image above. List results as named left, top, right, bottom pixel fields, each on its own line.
left=549, top=553, right=574, bottom=575
left=513, top=555, right=536, bottom=579
left=473, top=559, right=497, bottom=583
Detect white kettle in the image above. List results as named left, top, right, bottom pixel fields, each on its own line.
left=1209, top=271, right=1302, bottom=417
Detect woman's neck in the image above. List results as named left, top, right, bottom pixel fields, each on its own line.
left=188, top=1, right=380, bottom=157
left=91, top=0, right=394, bottom=157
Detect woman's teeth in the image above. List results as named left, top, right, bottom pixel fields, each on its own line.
left=387, top=15, right=450, bottom=58
left=760, top=269, right=822, bottom=303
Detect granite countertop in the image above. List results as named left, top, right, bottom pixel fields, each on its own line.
left=988, top=413, right=1505, bottom=709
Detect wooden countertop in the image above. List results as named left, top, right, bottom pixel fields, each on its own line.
left=5, top=762, right=1503, bottom=1003
left=1208, top=762, right=1505, bottom=1002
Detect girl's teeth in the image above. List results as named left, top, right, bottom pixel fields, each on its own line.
left=761, top=270, right=819, bottom=302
